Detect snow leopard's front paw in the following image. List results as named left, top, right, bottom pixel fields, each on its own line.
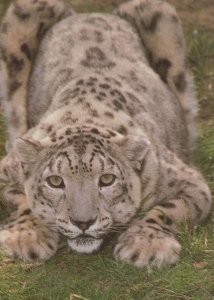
left=114, top=224, right=181, bottom=268
left=0, top=213, right=59, bottom=261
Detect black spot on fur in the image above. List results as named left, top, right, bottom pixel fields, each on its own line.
left=149, top=255, right=155, bottom=264
left=173, top=72, right=187, bottom=92
left=104, top=112, right=114, bottom=118
left=65, top=128, right=72, bottom=135
left=100, top=83, right=110, bottom=89
left=82, top=47, right=115, bottom=69
left=47, top=243, right=54, bottom=250
left=147, top=12, right=162, bottom=32
left=9, top=81, right=22, bottom=94
left=99, top=91, right=106, bottom=98
left=168, top=181, right=176, bottom=187
left=94, top=30, right=104, bottom=42
left=19, top=209, right=32, bottom=217
left=87, top=81, right=94, bottom=87
left=13, top=4, right=30, bottom=20
left=111, top=89, right=127, bottom=103
left=108, top=130, right=116, bottom=137
left=91, top=128, right=100, bottom=134
left=118, top=126, right=128, bottom=135
left=86, top=47, right=105, bottom=61
left=146, top=218, right=158, bottom=225
left=96, top=96, right=103, bottom=101
left=46, top=125, right=53, bottom=133
left=147, top=225, right=160, bottom=233
left=182, top=192, right=193, bottom=200
left=18, top=219, right=27, bottom=224
left=200, top=191, right=210, bottom=202
left=91, top=109, right=99, bottom=117
left=21, top=43, right=32, bottom=61
left=28, top=250, right=38, bottom=260
left=147, top=50, right=153, bottom=65
left=85, top=16, right=112, bottom=30
left=113, top=100, right=123, bottom=110
left=158, top=214, right=173, bottom=226
left=154, top=58, right=171, bottom=83
left=130, top=251, right=140, bottom=262
left=77, top=79, right=84, bottom=85
left=48, top=7, right=55, bottom=19
left=167, top=167, right=175, bottom=174
left=9, top=55, right=24, bottom=73
left=89, top=77, right=98, bottom=82
left=159, top=202, right=176, bottom=208
left=126, top=92, right=141, bottom=104
left=193, top=203, right=202, bottom=218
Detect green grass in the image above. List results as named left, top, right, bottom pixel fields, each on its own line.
left=186, top=28, right=214, bottom=120
left=0, top=1, right=214, bottom=299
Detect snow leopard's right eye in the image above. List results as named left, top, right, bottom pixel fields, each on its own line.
left=99, top=174, right=116, bottom=187
left=46, top=175, right=65, bottom=189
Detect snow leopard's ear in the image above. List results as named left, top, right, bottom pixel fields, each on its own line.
left=113, top=133, right=151, bottom=171
left=15, top=138, right=44, bottom=162
left=15, top=138, right=44, bottom=176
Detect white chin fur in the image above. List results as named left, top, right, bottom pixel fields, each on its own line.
left=68, top=237, right=103, bottom=254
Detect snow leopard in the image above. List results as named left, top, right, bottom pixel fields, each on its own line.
left=0, top=0, right=212, bottom=268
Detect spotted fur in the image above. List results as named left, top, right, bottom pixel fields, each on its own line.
left=0, top=0, right=212, bottom=267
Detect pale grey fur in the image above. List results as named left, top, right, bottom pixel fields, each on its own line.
left=0, top=0, right=212, bottom=267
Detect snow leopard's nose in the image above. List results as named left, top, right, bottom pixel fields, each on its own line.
left=70, top=217, right=97, bottom=231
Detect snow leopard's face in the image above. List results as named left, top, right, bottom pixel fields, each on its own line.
left=15, top=127, right=149, bottom=253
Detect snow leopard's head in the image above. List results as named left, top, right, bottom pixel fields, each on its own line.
left=15, top=125, right=151, bottom=253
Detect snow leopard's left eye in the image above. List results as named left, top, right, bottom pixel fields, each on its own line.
left=99, top=174, right=116, bottom=187
left=46, top=176, right=65, bottom=188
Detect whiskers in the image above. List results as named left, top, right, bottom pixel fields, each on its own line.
left=105, top=223, right=129, bottom=235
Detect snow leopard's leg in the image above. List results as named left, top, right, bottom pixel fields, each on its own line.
left=0, top=156, right=60, bottom=262
left=0, top=0, right=75, bottom=184
left=114, top=148, right=212, bottom=268
left=114, top=0, right=198, bottom=148
left=0, top=0, right=72, bottom=260
left=0, top=0, right=74, bottom=150
left=0, top=184, right=59, bottom=261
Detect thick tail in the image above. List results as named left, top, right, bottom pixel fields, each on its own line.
left=0, top=0, right=74, bottom=150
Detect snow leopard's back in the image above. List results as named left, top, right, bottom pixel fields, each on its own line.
left=28, top=13, right=188, bottom=159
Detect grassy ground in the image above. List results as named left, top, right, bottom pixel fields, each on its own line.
left=0, top=1, right=214, bottom=299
